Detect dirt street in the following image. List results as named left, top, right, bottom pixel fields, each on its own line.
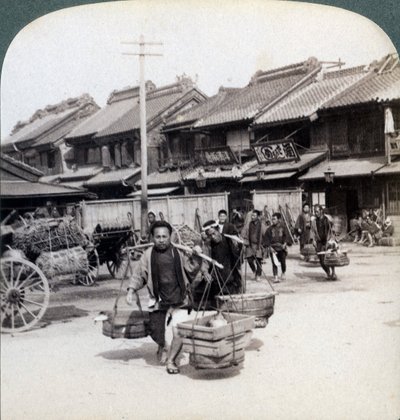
left=2, top=243, right=400, bottom=420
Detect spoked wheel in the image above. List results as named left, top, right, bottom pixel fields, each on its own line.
left=106, top=247, right=133, bottom=279
left=1, top=257, right=50, bottom=333
left=77, top=248, right=99, bottom=287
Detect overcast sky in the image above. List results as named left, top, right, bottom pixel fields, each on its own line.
left=1, top=0, right=396, bottom=139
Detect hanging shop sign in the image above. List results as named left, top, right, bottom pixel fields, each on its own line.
left=389, top=135, right=400, bottom=156
left=252, top=139, right=300, bottom=164
left=195, top=146, right=238, bottom=165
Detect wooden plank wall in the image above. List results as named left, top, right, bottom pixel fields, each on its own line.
left=81, top=193, right=229, bottom=233
left=252, top=189, right=302, bottom=220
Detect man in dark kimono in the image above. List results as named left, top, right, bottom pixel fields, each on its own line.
left=312, top=205, right=336, bottom=280
left=197, top=220, right=242, bottom=307
left=295, top=203, right=312, bottom=257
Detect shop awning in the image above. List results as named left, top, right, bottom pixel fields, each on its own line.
left=373, top=158, right=400, bottom=175
left=299, top=156, right=387, bottom=181
left=240, top=171, right=297, bottom=183
left=128, top=186, right=180, bottom=197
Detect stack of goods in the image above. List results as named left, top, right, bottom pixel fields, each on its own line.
left=173, top=224, right=202, bottom=247
left=12, top=218, right=89, bottom=258
left=216, top=292, right=276, bottom=328
left=177, top=312, right=255, bottom=369
left=35, top=246, right=88, bottom=278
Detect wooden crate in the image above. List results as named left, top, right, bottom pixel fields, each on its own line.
left=217, top=293, right=276, bottom=320
left=181, top=331, right=252, bottom=357
left=189, top=348, right=245, bottom=369
left=177, top=312, right=255, bottom=341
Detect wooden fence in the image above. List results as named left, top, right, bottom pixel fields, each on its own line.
left=79, top=192, right=229, bottom=233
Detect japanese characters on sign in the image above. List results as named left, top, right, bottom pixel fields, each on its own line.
left=252, top=139, right=300, bottom=163
left=195, top=146, right=238, bottom=165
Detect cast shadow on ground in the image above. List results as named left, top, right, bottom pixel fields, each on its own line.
left=97, top=342, right=160, bottom=366
left=245, top=337, right=264, bottom=351
left=293, top=271, right=329, bottom=282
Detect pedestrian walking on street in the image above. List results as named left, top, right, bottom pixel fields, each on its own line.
left=312, top=205, right=336, bottom=280
left=295, top=203, right=312, bottom=257
left=264, top=212, right=288, bottom=283
left=126, top=221, right=205, bottom=374
left=242, top=209, right=267, bottom=281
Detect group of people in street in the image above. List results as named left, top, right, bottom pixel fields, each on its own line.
left=125, top=203, right=391, bottom=374
left=349, top=209, right=394, bottom=247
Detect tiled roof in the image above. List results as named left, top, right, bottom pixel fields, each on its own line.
left=240, top=171, right=297, bottom=183
left=164, top=88, right=241, bottom=129
left=243, top=151, right=327, bottom=175
left=194, top=58, right=320, bottom=128
left=39, top=166, right=103, bottom=184
left=253, top=69, right=367, bottom=125
left=84, top=167, right=141, bottom=186
left=374, top=157, right=400, bottom=175
left=67, top=82, right=203, bottom=141
left=299, top=156, right=386, bottom=180
left=3, top=94, right=97, bottom=146
left=66, top=98, right=137, bottom=139
left=322, top=65, right=400, bottom=109
left=33, top=117, right=88, bottom=147
left=135, top=169, right=183, bottom=187
left=1, top=180, right=88, bottom=197
left=96, top=91, right=185, bottom=138
left=0, top=153, right=43, bottom=176
left=128, top=186, right=180, bottom=197
left=3, top=108, right=77, bottom=146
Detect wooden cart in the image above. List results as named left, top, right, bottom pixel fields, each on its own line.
left=0, top=217, right=98, bottom=333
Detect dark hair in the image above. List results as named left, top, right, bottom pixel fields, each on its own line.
left=302, top=203, right=310, bottom=209
left=148, top=211, right=156, bottom=217
left=150, top=220, right=172, bottom=235
left=272, top=212, right=282, bottom=219
left=252, top=209, right=261, bottom=216
left=218, top=209, right=227, bottom=216
left=202, top=220, right=218, bottom=232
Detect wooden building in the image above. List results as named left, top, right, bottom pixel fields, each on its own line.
left=64, top=78, right=207, bottom=198
left=2, top=94, right=99, bottom=177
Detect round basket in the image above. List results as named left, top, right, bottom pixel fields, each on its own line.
left=216, top=292, right=276, bottom=320
left=301, top=244, right=317, bottom=257
left=102, top=310, right=150, bottom=339
left=324, top=252, right=350, bottom=267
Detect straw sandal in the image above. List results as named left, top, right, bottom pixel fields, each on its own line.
left=166, top=362, right=180, bottom=374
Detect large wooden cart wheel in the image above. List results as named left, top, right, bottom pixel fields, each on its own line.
left=106, top=247, right=134, bottom=280
left=77, top=248, right=99, bottom=287
left=1, top=257, right=50, bottom=333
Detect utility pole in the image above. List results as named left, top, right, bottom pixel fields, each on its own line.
left=122, top=35, right=163, bottom=238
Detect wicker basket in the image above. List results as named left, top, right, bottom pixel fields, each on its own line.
left=102, top=309, right=150, bottom=339
left=301, top=244, right=317, bottom=257
left=378, top=237, right=400, bottom=247
left=216, top=292, right=276, bottom=321
left=324, top=251, right=350, bottom=267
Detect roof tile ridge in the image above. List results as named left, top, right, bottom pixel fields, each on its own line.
left=194, top=88, right=244, bottom=127
left=1, top=153, right=44, bottom=176
left=322, top=69, right=376, bottom=109
left=252, top=64, right=322, bottom=122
